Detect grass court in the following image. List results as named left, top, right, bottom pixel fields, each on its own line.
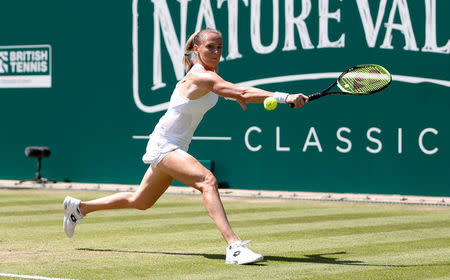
left=0, top=189, right=449, bottom=280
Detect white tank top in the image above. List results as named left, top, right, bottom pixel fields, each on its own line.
left=150, top=64, right=219, bottom=151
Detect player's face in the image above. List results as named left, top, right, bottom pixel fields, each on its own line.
left=195, top=32, right=223, bottom=70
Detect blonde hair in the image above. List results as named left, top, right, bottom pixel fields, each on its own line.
left=183, top=28, right=222, bottom=73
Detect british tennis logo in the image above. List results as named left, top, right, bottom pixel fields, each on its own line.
left=0, top=45, right=52, bottom=88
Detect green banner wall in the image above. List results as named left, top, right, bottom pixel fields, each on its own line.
left=0, top=0, right=448, bottom=196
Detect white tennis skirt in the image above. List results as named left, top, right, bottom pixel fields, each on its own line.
left=142, top=134, right=188, bottom=168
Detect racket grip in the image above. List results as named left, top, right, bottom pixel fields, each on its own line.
left=308, top=92, right=321, bottom=101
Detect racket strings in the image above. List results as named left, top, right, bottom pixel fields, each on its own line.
left=338, top=66, right=391, bottom=94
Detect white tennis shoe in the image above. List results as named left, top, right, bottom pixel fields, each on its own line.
left=63, top=196, right=84, bottom=238
left=225, top=240, right=263, bottom=265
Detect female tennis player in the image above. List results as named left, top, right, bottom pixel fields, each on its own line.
left=63, top=28, right=308, bottom=265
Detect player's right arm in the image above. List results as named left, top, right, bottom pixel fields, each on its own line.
left=197, top=70, right=272, bottom=103
left=193, top=70, right=308, bottom=108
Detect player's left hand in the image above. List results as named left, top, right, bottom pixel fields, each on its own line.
left=236, top=99, right=247, bottom=110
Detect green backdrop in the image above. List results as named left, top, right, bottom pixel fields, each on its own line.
left=0, top=0, right=448, bottom=196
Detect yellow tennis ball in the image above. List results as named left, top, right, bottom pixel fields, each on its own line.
left=264, top=97, right=277, bottom=111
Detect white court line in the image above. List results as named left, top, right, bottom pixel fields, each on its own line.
left=0, top=273, right=76, bottom=280
left=391, top=74, right=450, bottom=87
left=192, top=136, right=232, bottom=140
left=132, top=135, right=149, bottom=139
left=132, top=136, right=232, bottom=141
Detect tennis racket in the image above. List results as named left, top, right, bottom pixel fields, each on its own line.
left=289, top=64, right=392, bottom=107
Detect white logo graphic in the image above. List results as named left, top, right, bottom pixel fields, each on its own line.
left=0, top=45, right=52, bottom=88
left=0, top=52, right=8, bottom=74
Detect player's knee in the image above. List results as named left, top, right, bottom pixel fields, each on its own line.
left=130, top=195, right=153, bottom=210
left=200, top=172, right=218, bottom=194
left=135, top=201, right=153, bottom=211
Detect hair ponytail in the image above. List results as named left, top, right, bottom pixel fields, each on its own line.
left=182, top=31, right=199, bottom=73
left=182, top=28, right=222, bottom=73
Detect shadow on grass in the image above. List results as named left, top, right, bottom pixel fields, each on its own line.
left=77, top=248, right=447, bottom=268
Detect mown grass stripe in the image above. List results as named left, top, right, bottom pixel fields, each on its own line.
left=29, top=219, right=447, bottom=249
left=0, top=198, right=202, bottom=209
left=227, top=213, right=450, bottom=233
left=0, top=206, right=300, bottom=227
left=2, top=208, right=446, bottom=241
left=0, top=211, right=417, bottom=234
left=2, top=209, right=448, bottom=248
left=0, top=201, right=355, bottom=221
left=0, top=199, right=64, bottom=208
left=280, top=237, right=450, bottom=258
left=0, top=203, right=367, bottom=219
left=309, top=249, right=450, bottom=280
left=68, top=237, right=449, bottom=262
left=262, top=227, right=450, bottom=253
left=255, top=220, right=450, bottom=242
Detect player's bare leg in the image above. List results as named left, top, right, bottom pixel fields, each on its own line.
left=64, top=166, right=173, bottom=237
left=79, top=167, right=173, bottom=215
left=157, top=150, right=263, bottom=264
left=156, top=150, right=239, bottom=245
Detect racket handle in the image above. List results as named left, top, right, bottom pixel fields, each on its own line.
left=308, top=92, right=321, bottom=101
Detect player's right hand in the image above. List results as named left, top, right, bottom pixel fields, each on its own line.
left=287, top=93, right=309, bottom=108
